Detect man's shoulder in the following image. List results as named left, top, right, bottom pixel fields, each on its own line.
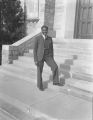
left=35, top=34, right=42, bottom=40
left=47, top=36, right=52, bottom=40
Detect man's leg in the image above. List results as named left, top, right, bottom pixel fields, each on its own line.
left=45, top=57, right=59, bottom=84
left=37, top=60, right=44, bottom=89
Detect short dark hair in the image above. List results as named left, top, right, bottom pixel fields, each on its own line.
left=41, top=25, right=48, bottom=30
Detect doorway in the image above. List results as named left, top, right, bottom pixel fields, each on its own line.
left=74, top=0, right=93, bottom=39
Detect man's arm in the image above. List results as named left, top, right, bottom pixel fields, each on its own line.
left=50, top=38, right=54, bottom=58
left=33, top=37, right=38, bottom=65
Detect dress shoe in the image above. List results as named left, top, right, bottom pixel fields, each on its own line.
left=39, top=88, right=44, bottom=91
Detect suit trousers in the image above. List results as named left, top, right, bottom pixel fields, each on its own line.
left=37, top=55, right=59, bottom=89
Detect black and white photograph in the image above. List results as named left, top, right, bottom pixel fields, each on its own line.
left=0, top=0, right=93, bottom=120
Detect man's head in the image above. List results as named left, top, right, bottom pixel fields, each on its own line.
left=41, top=25, right=48, bottom=36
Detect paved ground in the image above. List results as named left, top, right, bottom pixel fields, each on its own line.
left=0, top=77, right=92, bottom=120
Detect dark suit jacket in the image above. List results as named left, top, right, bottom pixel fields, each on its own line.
left=33, top=34, right=54, bottom=62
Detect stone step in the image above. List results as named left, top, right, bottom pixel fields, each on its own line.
left=0, top=67, right=64, bottom=94
left=0, top=80, right=92, bottom=120
left=13, top=59, right=36, bottom=68
left=24, top=52, right=33, bottom=57
left=0, top=108, right=17, bottom=120
left=26, top=52, right=73, bottom=60
left=1, top=60, right=73, bottom=82
left=23, top=53, right=73, bottom=61
left=29, top=48, right=92, bottom=56
left=23, top=51, right=78, bottom=66
left=53, top=38, right=93, bottom=44
left=28, top=48, right=93, bottom=62
left=13, top=59, right=73, bottom=80
left=73, top=60, right=93, bottom=66
left=54, top=44, right=93, bottom=50
left=13, top=58, right=52, bottom=70
left=59, top=66, right=93, bottom=82
left=1, top=64, right=51, bottom=80
left=72, top=72, right=93, bottom=82
left=2, top=64, right=31, bottom=72
left=29, top=46, right=93, bottom=55
left=24, top=52, right=93, bottom=63
left=59, top=63, right=93, bottom=82
left=0, top=64, right=93, bottom=102
left=54, top=50, right=92, bottom=57
left=12, top=57, right=93, bottom=83
left=0, top=67, right=92, bottom=102
left=0, top=67, right=48, bottom=86
left=25, top=50, right=74, bottom=59
left=55, top=53, right=92, bottom=62
left=13, top=60, right=51, bottom=72
left=66, top=78, right=93, bottom=93
left=0, top=98, right=32, bottom=120
left=0, top=67, right=51, bottom=84
left=18, top=56, right=34, bottom=63
left=13, top=58, right=74, bottom=78
left=1, top=64, right=37, bottom=75
left=70, top=66, right=93, bottom=81
left=54, top=44, right=93, bottom=49
left=71, top=65, right=93, bottom=75
left=18, top=56, right=73, bottom=65
left=0, top=68, right=37, bottom=81
left=61, top=85, right=93, bottom=101
left=54, top=46, right=93, bottom=53
left=53, top=42, right=93, bottom=50
left=28, top=49, right=33, bottom=53
left=76, top=56, right=93, bottom=62
left=71, top=68, right=93, bottom=77
left=48, top=83, right=92, bottom=101
left=59, top=64, right=71, bottom=71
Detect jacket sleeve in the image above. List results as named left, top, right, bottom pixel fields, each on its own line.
left=33, top=37, right=38, bottom=62
left=50, top=38, right=54, bottom=58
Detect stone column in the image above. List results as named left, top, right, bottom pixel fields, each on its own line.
left=36, top=0, right=45, bottom=28
left=44, top=0, right=56, bottom=37
left=54, top=0, right=67, bottom=38
left=64, top=0, right=77, bottom=38
left=25, top=0, right=45, bottom=34
left=54, top=0, right=77, bottom=39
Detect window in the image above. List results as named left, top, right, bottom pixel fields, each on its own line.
left=26, top=0, right=39, bottom=21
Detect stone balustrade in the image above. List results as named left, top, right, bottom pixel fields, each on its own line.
left=2, top=29, right=40, bottom=65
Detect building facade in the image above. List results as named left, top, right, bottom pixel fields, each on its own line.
left=21, top=0, right=93, bottom=39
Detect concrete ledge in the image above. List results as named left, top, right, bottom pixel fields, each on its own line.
left=2, top=29, right=40, bottom=65
left=2, top=45, right=18, bottom=64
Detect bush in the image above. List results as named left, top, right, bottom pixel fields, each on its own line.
left=0, top=0, right=26, bottom=44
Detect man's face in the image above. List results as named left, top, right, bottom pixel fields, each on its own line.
left=42, top=27, right=48, bottom=36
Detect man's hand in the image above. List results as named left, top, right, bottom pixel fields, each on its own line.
left=35, top=61, right=38, bottom=66
left=35, top=61, right=42, bottom=66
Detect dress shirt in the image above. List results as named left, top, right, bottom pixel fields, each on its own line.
left=42, top=34, right=47, bottom=40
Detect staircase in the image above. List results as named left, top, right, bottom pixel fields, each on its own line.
left=54, top=39, right=93, bottom=92
left=0, top=38, right=93, bottom=101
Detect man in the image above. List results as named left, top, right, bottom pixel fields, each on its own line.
left=33, top=25, right=60, bottom=91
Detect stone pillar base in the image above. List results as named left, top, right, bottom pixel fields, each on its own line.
left=48, top=30, right=56, bottom=38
